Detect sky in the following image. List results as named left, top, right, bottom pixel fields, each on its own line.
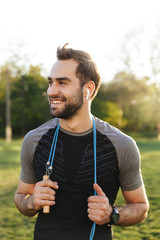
left=1, top=0, right=160, bottom=82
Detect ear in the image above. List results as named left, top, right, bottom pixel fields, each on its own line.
left=83, top=81, right=95, bottom=100
left=86, top=88, right=90, bottom=100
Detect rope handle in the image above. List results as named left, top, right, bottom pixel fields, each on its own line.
left=43, top=175, right=50, bottom=213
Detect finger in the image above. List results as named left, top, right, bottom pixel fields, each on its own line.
left=37, top=180, right=59, bottom=189
left=43, top=180, right=59, bottom=189
left=88, top=213, right=95, bottom=222
left=88, top=213, right=104, bottom=225
left=33, top=194, right=56, bottom=208
left=88, top=202, right=98, bottom=209
left=88, top=202, right=106, bottom=211
left=38, top=193, right=56, bottom=201
left=88, top=208, right=99, bottom=215
left=38, top=187, right=56, bottom=196
left=88, top=196, right=106, bottom=203
left=93, top=183, right=105, bottom=197
left=88, top=206, right=105, bottom=215
left=37, top=199, right=56, bottom=207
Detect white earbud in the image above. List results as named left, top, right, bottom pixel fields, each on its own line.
left=86, top=88, right=90, bottom=100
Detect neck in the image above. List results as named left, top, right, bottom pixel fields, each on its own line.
left=59, top=110, right=93, bottom=133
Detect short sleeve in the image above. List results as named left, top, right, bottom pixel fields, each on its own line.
left=20, top=131, right=37, bottom=184
left=119, top=137, right=143, bottom=191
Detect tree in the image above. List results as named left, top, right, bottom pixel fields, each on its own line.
left=11, top=65, right=50, bottom=136
left=0, top=65, right=13, bottom=140
left=116, top=26, right=160, bottom=138
left=92, top=83, right=127, bottom=129
left=92, top=72, right=156, bottom=135
left=149, top=84, right=160, bottom=140
left=5, top=68, right=12, bottom=141
left=0, top=62, right=51, bottom=138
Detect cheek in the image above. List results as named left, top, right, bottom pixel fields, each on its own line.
left=47, top=87, right=51, bottom=95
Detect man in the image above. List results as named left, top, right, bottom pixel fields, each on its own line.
left=14, top=44, right=149, bottom=240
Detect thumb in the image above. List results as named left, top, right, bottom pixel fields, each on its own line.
left=93, top=183, right=106, bottom=197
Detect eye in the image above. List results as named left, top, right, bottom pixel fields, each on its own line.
left=59, top=81, right=66, bottom=85
left=48, top=80, right=52, bottom=86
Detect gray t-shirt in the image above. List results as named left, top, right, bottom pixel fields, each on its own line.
left=20, top=117, right=143, bottom=191
left=20, top=117, right=143, bottom=240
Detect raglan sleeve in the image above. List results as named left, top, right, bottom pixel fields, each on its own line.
left=118, top=136, right=143, bottom=191
left=20, top=131, right=37, bottom=184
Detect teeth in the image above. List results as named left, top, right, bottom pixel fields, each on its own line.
left=52, top=101, right=63, bottom=104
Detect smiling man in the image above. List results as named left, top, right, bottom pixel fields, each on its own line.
left=47, top=59, right=84, bottom=120
left=14, top=44, right=149, bottom=240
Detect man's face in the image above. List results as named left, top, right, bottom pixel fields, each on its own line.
left=47, top=59, right=84, bottom=119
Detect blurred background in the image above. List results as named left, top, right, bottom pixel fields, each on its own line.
left=1, top=0, right=160, bottom=140
left=0, top=0, right=160, bottom=239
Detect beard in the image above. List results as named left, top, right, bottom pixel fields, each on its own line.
left=50, top=88, right=84, bottom=120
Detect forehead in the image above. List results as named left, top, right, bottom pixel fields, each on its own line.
left=50, top=59, right=79, bottom=79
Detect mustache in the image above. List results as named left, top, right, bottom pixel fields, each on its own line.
left=48, top=95, right=66, bottom=101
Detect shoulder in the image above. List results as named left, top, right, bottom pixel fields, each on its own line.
left=94, top=116, right=140, bottom=164
left=23, top=118, right=59, bottom=142
left=95, top=116, right=135, bottom=147
left=22, top=118, right=59, bottom=155
left=94, top=117, right=142, bottom=191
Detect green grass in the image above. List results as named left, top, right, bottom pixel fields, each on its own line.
left=0, top=139, right=35, bottom=240
left=0, top=138, right=160, bottom=240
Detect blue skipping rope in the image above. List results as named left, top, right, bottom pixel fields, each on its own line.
left=46, top=117, right=97, bottom=240
left=89, top=116, right=97, bottom=240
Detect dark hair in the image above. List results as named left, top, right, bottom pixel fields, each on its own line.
left=56, top=43, right=101, bottom=98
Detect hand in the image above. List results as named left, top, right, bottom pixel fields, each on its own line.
left=87, top=183, right=112, bottom=225
left=28, top=179, right=59, bottom=211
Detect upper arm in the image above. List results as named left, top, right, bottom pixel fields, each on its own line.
left=119, top=137, right=143, bottom=191
left=20, top=132, right=37, bottom=184
left=15, top=179, right=35, bottom=195
left=122, top=185, right=149, bottom=206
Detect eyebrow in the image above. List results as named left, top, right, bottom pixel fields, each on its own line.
left=48, top=77, right=71, bottom=82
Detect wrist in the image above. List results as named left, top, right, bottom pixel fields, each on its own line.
left=108, top=206, right=120, bottom=225
left=25, top=194, right=38, bottom=212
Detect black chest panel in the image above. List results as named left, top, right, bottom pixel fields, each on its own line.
left=33, top=128, right=119, bottom=221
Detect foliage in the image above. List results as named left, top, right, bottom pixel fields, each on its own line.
left=0, top=63, right=51, bottom=137
left=149, top=85, right=160, bottom=140
left=0, top=138, right=160, bottom=239
left=0, top=60, right=160, bottom=139
left=92, top=99, right=127, bottom=129
left=92, top=72, right=160, bottom=138
left=11, top=65, right=50, bottom=136
left=0, top=65, right=13, bottom=136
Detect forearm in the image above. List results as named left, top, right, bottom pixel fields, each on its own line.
left=14, top=193, right=39, bottom=217
left=116, top=202, right=149, bottom=226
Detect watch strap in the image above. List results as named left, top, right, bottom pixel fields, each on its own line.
left=108, top=206, right=120, bottom=225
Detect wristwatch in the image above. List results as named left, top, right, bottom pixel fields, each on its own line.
left=108, top=206, right=120, bottom=225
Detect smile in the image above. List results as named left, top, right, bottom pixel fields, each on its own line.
left=52, top=100, right=63, bottom=104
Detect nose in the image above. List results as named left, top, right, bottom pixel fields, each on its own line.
left=47, top=83, right=60, bottom=96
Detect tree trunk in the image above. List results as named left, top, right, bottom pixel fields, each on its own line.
left=5, top=70, right=12, bottom=142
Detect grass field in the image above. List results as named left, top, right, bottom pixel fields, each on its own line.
left=0, top=137, right=160, bottom=240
